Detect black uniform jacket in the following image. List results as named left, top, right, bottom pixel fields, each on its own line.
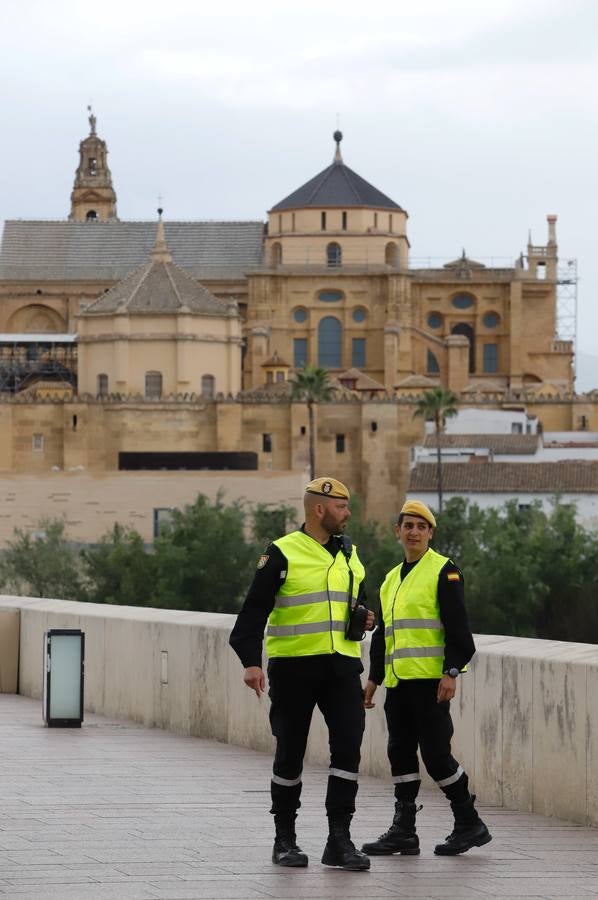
left=229, top=527, right=367, bottom=670
left=368, top=555, right=475, bottom=685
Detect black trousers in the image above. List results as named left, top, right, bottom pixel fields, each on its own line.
left=268, top=654, right=365, bottom=818
left=384, top=679, right=466, bottom=802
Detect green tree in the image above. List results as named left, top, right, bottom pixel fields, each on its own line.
left=150, top=493, right=255, bottom=613
left=413, top=387, right=458, bottom=512
left=251, top=503, right=298, bottom=549
left=290, top=365, right=336, bottom=479
left=81, top=524, right=153, bottom=606
left=345, top=495, right=399, bottom=610
left=0, top=518, right=83, bottom=600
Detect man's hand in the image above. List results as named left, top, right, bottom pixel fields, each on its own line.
left=244, top=666, right=266, bottom=698
left=437, top=674, right=457, bottom=703
left=365, top=609, right=375, bottom=631
left=364, top=679, right=378, bottom=709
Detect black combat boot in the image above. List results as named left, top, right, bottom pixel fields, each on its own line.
left=361, top=800, right=421, bottom=855
left=434, top=794, right=492, bottom=856
left=272, top=814, right=308, bottom=867
left=321, top=815, right=370, bottom=871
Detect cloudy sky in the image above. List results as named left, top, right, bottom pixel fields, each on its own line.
left=2, top=0, right=597, bottom=387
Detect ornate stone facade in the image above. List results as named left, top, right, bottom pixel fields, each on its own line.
left=0, top=114, right=590, bottom=530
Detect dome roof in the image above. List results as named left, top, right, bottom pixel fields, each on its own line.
left=270, top=133, right=402, bottom=213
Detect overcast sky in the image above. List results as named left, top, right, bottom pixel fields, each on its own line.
left=2, top=0, right=597, bottom=388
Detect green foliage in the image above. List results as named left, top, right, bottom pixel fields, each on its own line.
left=81, top=524, right=153, bottom=606
left=0, top=518, right=83, bottom=600
left=432, top=496, right=598, bottom=642
left=413, top=388, right=458, bottom=512
left=3, top=494, right=597, bottom=643
left=289, top=365, right=336, bottom=404
left=150, top=492, right=256, bottom=613
left=290, top=365, right=336, bottom=479
left=251, top=503, right=298, bottom=549
left=346, top=495, right=398, bottom=611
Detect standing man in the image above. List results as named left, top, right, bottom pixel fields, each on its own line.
left=230, top=477, right=373, bottom=871
left=361, top=500, right=491, bottom=857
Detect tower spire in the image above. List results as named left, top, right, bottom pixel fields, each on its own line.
left=150, top=209, right=173, bottom=263
left=333, top=129, right=343, bottom=163
left=69, top=110, right=118, bottom=222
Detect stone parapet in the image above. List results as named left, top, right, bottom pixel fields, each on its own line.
left=0, top=595, right=596, bottom=826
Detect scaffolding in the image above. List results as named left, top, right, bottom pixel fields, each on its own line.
left=556, top=259, right=578, bottom=372
left=0, top=335, right=77, bottom=394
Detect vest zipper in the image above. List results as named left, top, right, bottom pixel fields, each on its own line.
left=326, top=557, right=336, bottom=653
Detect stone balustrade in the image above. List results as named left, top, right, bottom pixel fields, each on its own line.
left=0, top=594, right=596, bottom=826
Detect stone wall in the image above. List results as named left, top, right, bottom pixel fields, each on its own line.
left=0, top=471, right=306, bottom=546
left=0, top=595, right=596, bottom=826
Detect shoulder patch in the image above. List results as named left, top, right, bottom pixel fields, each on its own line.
left=256, top=554, right=269, bottom=569
left=447, top=572, right=460, bottom=582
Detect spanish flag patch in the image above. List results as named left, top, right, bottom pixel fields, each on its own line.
left=447, top=572, right=460, bottom=582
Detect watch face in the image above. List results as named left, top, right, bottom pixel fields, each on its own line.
left=448, top=668, right=460, bottom=678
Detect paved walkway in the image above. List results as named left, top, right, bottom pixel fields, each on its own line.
left=0, top=695, right=596, bottom=899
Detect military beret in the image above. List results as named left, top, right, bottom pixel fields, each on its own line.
left=305, top=477, right=350, bottom=500
left=399, top=500, right=437, bottom=528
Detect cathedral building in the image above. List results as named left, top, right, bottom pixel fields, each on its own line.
left=0, top=111, right=592, bottom=538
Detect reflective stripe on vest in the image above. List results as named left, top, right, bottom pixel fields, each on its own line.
left=380, top=548, right=448, bottom=684
left=266, top=530, right=365, bottom=659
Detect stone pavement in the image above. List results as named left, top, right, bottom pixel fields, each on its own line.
left=0, top=695, right=597, bottom=900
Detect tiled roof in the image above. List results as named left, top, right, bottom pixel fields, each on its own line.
left=423, top=434, right=539, bottom=455
left=337, top=368, right=385, bottom=391
left=409, top=461, right=598, bottom=494
left=82, top=262, right=231, bottom=316
left=270, top=160, right=401, bottom=212
left=0, top=220, right=264, bottom=281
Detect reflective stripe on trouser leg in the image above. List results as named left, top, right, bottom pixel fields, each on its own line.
left=436, top=765, right=464, bottom=788
left=270, top=774, right=303, bottom=816
left=326, top=768, right=359, bottom=819
left=392, top=771, right=422, bottom=801
left=392, top=772, right=421, bottom=784
left=272, top=773, right=302, bottom=787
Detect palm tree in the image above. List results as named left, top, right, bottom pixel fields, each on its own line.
left=290, top=366, right=336, bottom=479
left=413, top=387, right=458, bottom=513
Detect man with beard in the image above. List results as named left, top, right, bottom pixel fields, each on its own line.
left=230, top=477, right=374, bottom=871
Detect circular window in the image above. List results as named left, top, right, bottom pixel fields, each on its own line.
left=483, top=312, right=500, bottom=329
left=452, top=293, right=475, bottom=310
left=293, top=307, right=307, bottom=323
left=319, top=290, right=343, bottom=302
left=428, top=312, right=442, bottom=329
left=352, top=307, right=366, bottom=323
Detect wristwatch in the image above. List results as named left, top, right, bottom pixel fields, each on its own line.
left=445, top=667, right=460, bottom=678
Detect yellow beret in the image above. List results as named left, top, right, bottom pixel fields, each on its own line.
left=305, top=477, right=350, bottom=500
left=399, top=500, right=436, bottom=528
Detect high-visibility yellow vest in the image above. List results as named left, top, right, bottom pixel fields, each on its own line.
left=265, top=531, right=365, bottom=659
left=380, top=548, right=449, bottom=685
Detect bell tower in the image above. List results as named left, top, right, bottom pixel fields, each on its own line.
left=69, top=107, right=118, bottom=222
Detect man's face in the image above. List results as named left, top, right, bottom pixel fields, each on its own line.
left=321, top=498, right=351, bottom=535
left=396, top=514, right=433, bottom=559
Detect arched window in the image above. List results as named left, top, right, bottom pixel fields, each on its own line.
left=97, top=373, right=108, bottom=397
left=427, top=350, right=440, bottom=374
left=86, top=210, right=98, bottom=221
left=451, top=323, right=475, bottom=373
left=145, top=371, right=162, bottom=399
left=385, top=242, right=398, bottom=267
left=318, top=316, right=342, bottom=367
left=271, top=242, right=282, bottom=266
left=201, top=374, right=215, bottom=398
left=327, top=242, right=342, bottom=267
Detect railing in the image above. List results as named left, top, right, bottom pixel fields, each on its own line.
left=0, top=594, right=596, bottom=826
